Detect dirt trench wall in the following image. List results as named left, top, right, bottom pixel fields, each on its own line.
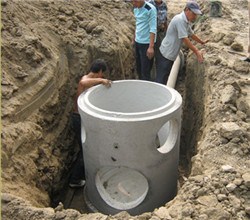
left=1, top=0, right=135, bottom=208
left=180, top=56, right=205, bottom=172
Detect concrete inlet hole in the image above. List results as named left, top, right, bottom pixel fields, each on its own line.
left=95, top=166, right=149, bottom=210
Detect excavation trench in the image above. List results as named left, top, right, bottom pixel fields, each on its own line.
left=50, top=50, right=205, bottom=216
left=2, top=1, right=250, bottom=219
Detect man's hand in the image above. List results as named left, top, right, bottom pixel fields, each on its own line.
left=102, top=79, right=112, bottom=87
left=147, top=46, right=154, bottom=60
left=196, top=50, right=204, bottom=63
left=201, top=39, right=209, bottom=45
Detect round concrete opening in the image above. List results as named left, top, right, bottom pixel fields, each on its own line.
left=85, top=80, right=173, bottom=116
left=95, top=167, right=149, bottom=210
left=156, top=120, right=179, bottom=154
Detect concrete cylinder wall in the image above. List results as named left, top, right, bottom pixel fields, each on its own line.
left=78, top=80, right=182, bottom=215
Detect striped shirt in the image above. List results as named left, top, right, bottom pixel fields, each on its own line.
left=148, top=0, right=168, bottom=29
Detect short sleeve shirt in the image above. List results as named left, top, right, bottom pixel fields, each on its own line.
left=134, top=2, right=157, bottom=44
left=160, top=11, right=194, bottom=61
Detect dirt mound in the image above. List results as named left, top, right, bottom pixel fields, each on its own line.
left=1, top=0, right=250, bottom=219
left=2, top=0, right=135, bottom=208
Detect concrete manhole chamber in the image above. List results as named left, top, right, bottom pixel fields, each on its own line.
left=78, top=80, right=182, bottom=215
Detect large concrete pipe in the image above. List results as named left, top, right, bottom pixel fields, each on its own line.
left=167, top=50, right=184, bottom=88
left=78, top=80, right=182, bottom=215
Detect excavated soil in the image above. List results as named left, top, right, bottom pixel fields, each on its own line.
left=1, top=0, right=250, bottom=219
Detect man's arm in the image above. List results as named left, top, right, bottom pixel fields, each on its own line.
left=191, top=34, right=209, bottom=45
left=147, top=5, right=157, bottom=59
left=147, top=32, right=155, bottom=59
left=74, top=77, right=111, bottom=112
left=182, top=37, right=204, bottom=63
left=77, top=77, right=111, bottom=97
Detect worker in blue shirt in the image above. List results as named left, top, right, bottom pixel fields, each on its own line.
left=132, top=0, right=157, bottom=81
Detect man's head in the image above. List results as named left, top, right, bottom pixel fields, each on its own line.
left=154, top=0, right=163, bottom=4
left=90, top=59, right=107, bottom=76
left=185, top=1, right=202, bottom=22
left=132, top=0, right=145, bottom=8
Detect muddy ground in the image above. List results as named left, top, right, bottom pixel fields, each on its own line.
left=1, top=0, right=250, bottom=219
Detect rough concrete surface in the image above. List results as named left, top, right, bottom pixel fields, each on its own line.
left=1, top=0, right=250, bottom=219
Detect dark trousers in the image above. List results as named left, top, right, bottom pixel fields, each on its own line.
left=155, top=31, right=165, bottom=73
left=155, top=51, right=174, bottom=85
left=135, top=42, right=154, bottom=81
left=70, top=113, right=85, bottom=183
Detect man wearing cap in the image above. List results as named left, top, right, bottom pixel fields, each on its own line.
left=156, top=1, right=209, bottom=84
left=132, top=0, right=157, bottom=81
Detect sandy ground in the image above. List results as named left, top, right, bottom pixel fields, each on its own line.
left=1, top=0, right=250, bottom=219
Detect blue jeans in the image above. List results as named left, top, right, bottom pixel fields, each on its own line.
left=70, top=113, right=85, bottom=183
left=155, top=51, right=174, bottom=85
left=135, top=42, right=154, bottom=81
